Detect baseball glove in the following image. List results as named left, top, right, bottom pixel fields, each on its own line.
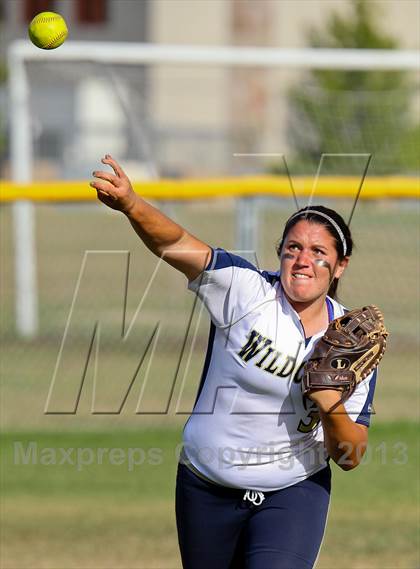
left=302, top=305, right=388, bottom=413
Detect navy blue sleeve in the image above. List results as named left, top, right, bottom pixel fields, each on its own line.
left=355, top=369, right=377, bottom=427
left=188, top=248, right=277, bottom=328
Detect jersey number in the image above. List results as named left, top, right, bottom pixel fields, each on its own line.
left=298, top=410, right=320, bottom=433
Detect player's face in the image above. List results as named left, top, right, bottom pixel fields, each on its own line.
left=280, top=220, right=348, bottom=305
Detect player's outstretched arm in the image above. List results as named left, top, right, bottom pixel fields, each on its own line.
left=90, top=155, right=211, bottom=281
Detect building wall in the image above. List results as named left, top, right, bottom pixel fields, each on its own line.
left=3, top=0, right=418, bottom=49
left=147, top=0, right=419, bottom=171
left=1, top=0, right=148, bottom=48
left=1, top=0, right=419, bottom=177
left=150, top=0, right=229, bottom=128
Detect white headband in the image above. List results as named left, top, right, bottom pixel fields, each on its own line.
left=288, top=209, right=348, bottom=256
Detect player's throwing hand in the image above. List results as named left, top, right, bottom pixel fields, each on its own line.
left=90, top=154, right=138, bottom=215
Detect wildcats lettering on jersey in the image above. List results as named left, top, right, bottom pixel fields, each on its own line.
left=238, top=329, right=302, bottom=378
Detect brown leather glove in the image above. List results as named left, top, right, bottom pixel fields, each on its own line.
left=302, top=305, right=388, bottom=413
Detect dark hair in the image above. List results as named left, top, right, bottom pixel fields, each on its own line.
left=276, top=205, right=354, bottom=299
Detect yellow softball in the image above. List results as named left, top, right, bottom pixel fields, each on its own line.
left=28, top=11, right=68, bottom=50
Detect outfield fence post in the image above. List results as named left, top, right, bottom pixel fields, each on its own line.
left=236, top=197, right=259, bottom=254
left=9, top=47, right=38, bottom=337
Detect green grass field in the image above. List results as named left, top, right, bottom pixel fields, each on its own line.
left=1, top=423, right=418, bottom=569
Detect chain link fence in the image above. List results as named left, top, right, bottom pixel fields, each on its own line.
left=1, top=197, right=418, bottom=430
left=1, top=55, right=418, bottom=430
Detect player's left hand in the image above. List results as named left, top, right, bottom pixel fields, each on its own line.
left=302, top=305, right=387, bottom=414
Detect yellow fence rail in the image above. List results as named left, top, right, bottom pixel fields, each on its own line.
left=1, top=176, right=419, bottom=202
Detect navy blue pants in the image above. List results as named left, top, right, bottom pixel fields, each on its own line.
left=176, top=463, right=331, bottom=569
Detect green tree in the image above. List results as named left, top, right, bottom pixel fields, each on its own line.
left=282, top=0, right=419, bottom=176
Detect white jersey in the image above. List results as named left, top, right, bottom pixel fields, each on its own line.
left=183, top=248, right=377, bottom=492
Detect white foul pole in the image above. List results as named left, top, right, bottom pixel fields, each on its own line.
left=8, top=49, right=38, bottom=337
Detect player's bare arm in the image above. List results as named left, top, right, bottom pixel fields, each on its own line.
left=309, top=390, right=368, bottom=470
left=90, top=155, right=211, bottom=281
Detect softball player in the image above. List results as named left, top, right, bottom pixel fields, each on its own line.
left=91, top=156, right=377, bottom=569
